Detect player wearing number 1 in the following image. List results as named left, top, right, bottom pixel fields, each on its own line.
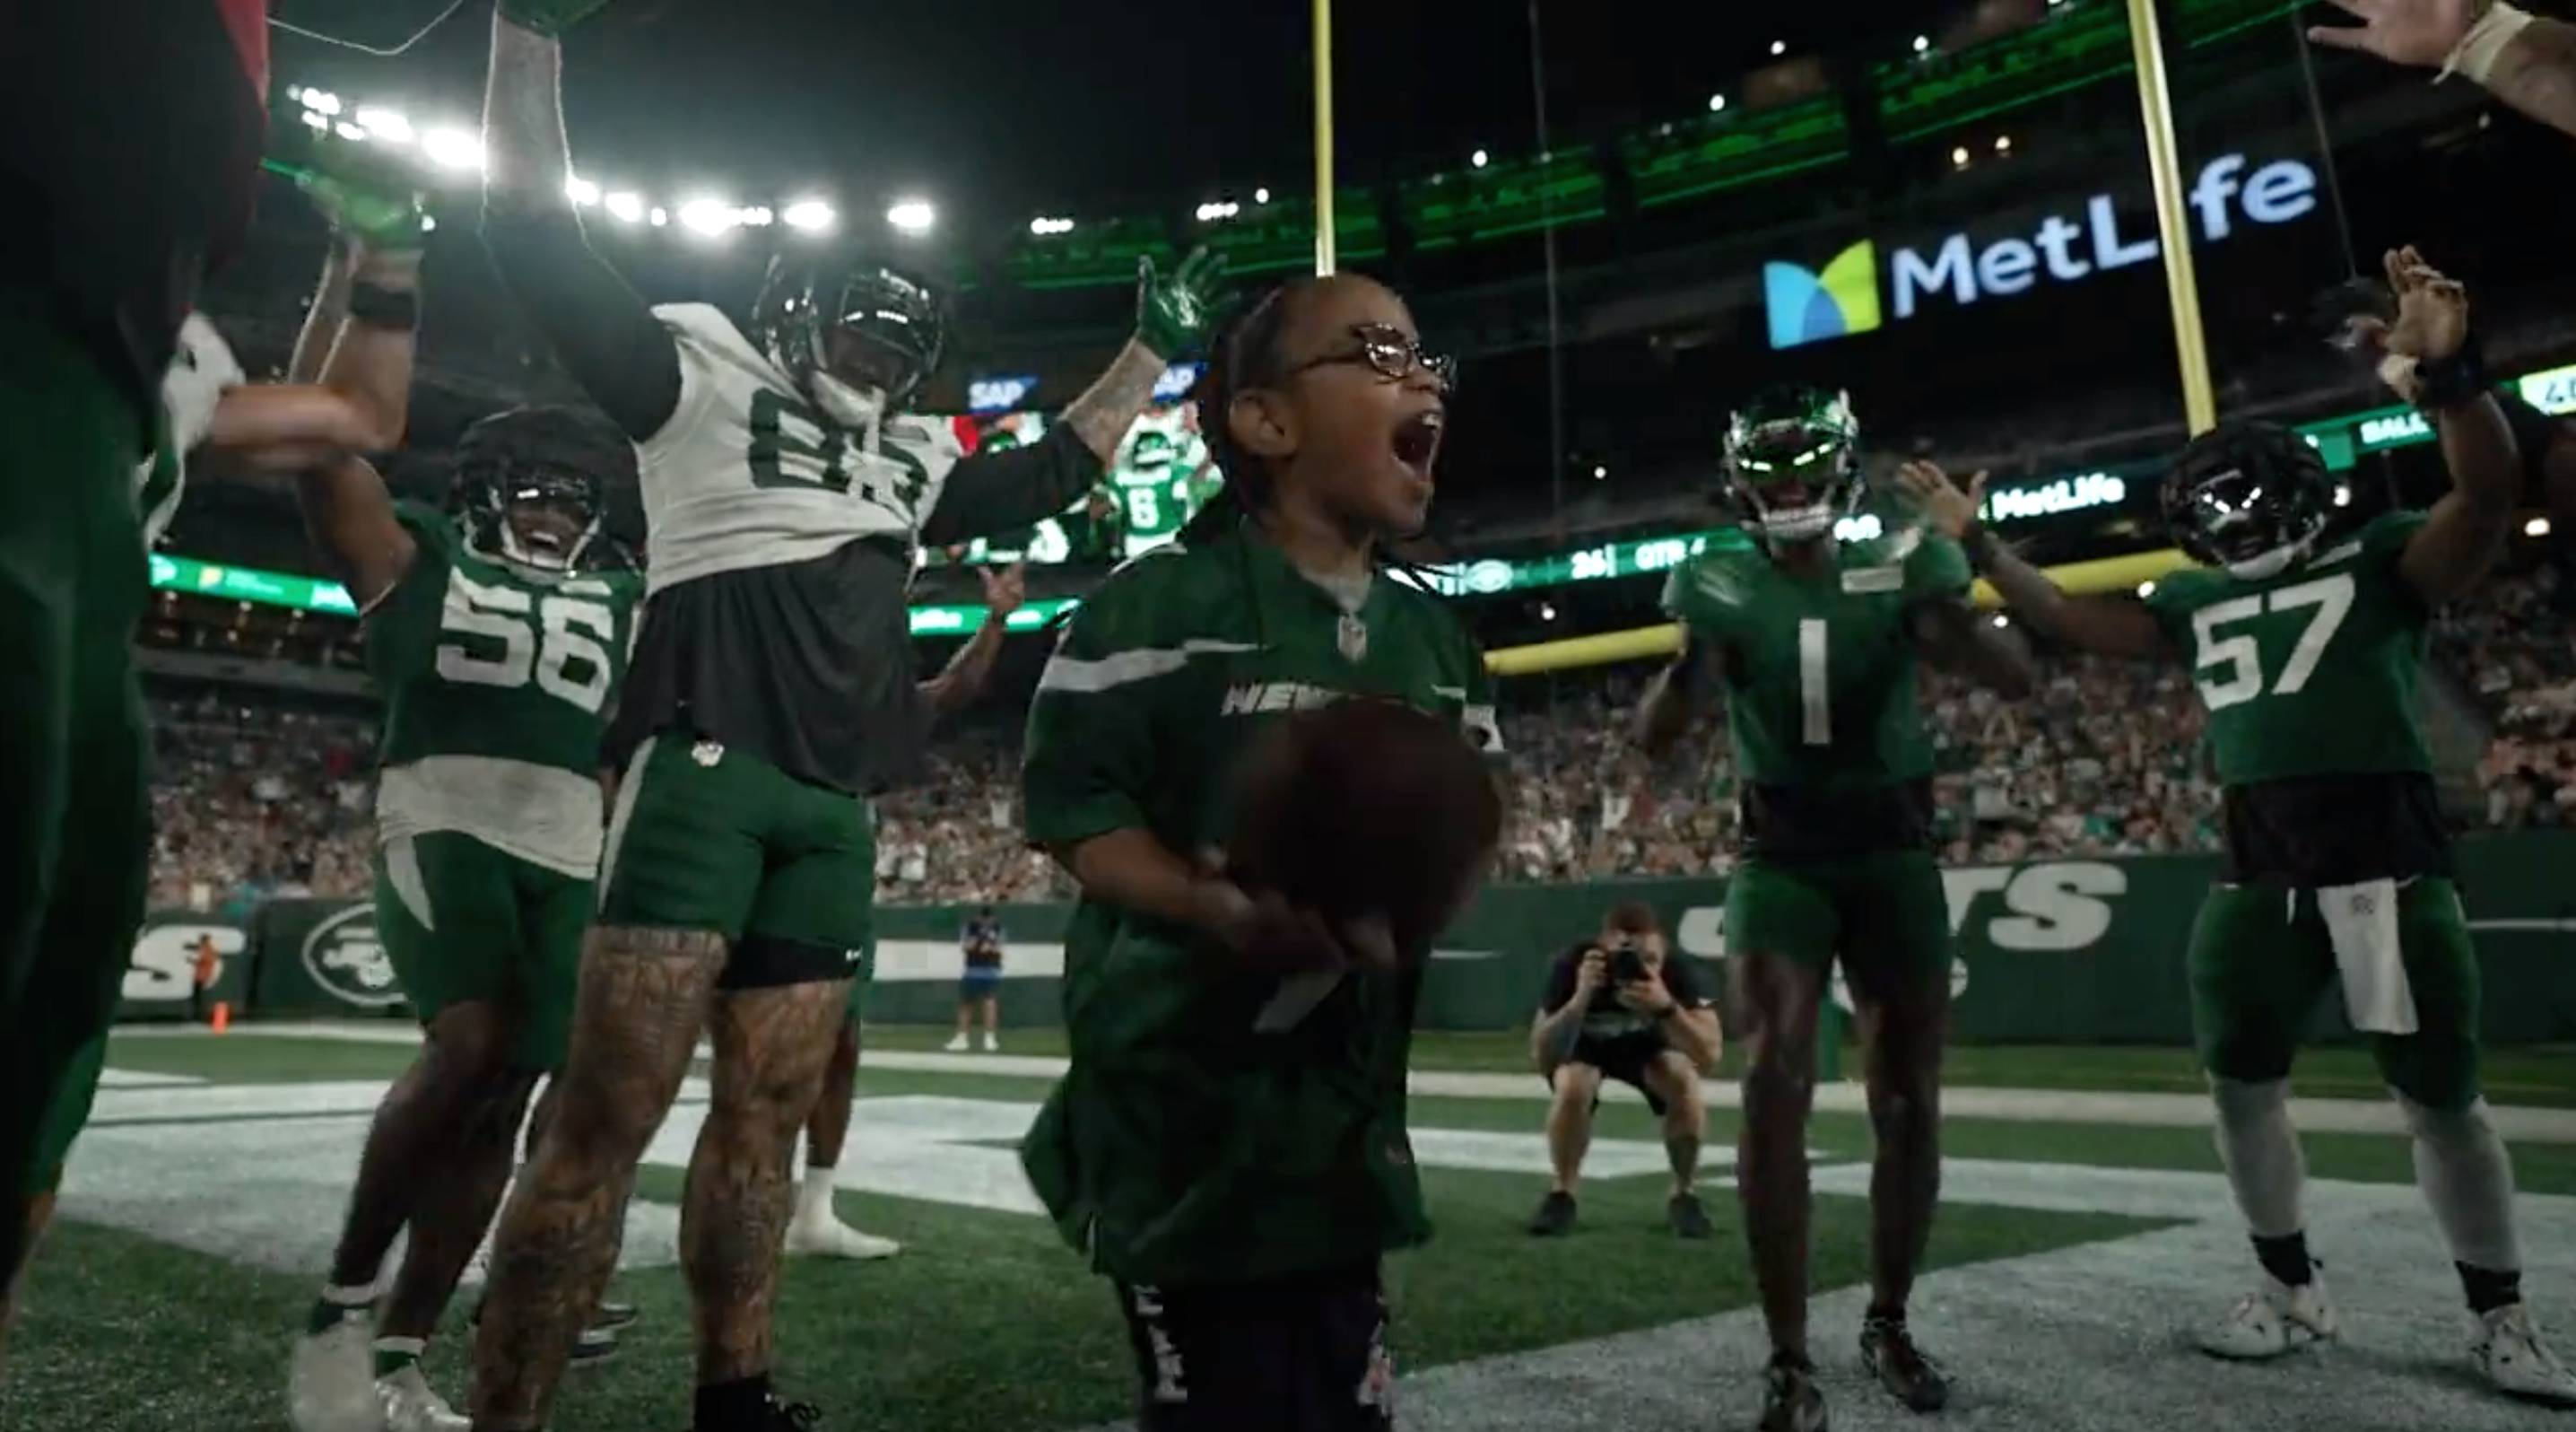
left=1911, top=252, right=2574, bottom=1407
left=287, top=406, right=641, bottom=1432
left=1640, top=386, right=2034, bottom=1432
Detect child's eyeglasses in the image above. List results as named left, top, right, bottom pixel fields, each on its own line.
left=1287, top=324, right=1458, bottom=392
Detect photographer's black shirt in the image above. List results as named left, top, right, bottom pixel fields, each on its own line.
left=1540, top=943, right=1713, bottom=1059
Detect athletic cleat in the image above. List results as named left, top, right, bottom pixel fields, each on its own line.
left=1859, top=1313, right=1950, bottom=1412
left=288, top=1303, right=380, bottom=1432
left=693, top=1393, right=824, bottom=1431
left=942, top=1032, right=969, bottom=1052
left=570, top=1323, right=620, bottom=1367
left=786, top=1212, right=902, bottom=1261
left=1757, top=1353, right=1829, bottom=1432
left=378, top=1364, right=470, bottom=1431
left=1526, top=1190, right=1577, bottom=1237
left=1667, top=1191, right=1714, bottom=1240
left=2200, top=1270, right=2338, bottom=1360
left=2471, top=1303, right=2576, bottom=1406
left=592, top=1298, right=640, bottom=1332
left=981, top=1031, right=999, bottom=1052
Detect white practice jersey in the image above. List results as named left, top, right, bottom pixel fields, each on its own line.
left=637, top=303, right=966, bottom=594
left=139, top=311, right=244, bottom=548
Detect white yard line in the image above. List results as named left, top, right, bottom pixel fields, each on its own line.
left=143, top=1023, right=2576, bottom=1142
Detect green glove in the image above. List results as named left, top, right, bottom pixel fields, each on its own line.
left=1136, top=248, right=1226, bottom=360
left=297, top=168, right=431, bottom=252
left=498, top=0, right=616, bottom=39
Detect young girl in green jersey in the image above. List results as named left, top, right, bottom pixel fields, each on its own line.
left=1020, top=272, right=1496, bottom=1432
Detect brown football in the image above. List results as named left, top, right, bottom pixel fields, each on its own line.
left=1226, top=697, right=1506, bottom=955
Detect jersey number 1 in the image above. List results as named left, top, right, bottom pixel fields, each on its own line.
left=2189, top=573, right=2354, bottom=712
left=437, top=571, right=617, bottom=714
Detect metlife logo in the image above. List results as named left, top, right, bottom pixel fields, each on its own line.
left=1766, top=153, right=2319, bottom=350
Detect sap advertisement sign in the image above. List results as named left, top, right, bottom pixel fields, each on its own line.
left=1766, top=153, right=2319, bottom=350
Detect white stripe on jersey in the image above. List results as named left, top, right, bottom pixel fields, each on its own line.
left=1037, top=640, right=1260, bottom=694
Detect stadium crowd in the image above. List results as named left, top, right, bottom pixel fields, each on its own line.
left=141, top=564, right=2576, bottom=912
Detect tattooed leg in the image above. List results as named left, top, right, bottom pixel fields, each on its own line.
left=685, top=978, right=850, bottom=1384
left=468, top=927, right=722, bottom=1430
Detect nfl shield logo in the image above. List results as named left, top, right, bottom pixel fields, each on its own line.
left=692, top=739, right=725, bottom=767
left=1337, top=614, right=1370, bottom=662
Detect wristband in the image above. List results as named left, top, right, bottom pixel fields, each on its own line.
left=2411, top=345, right=2489, bottom=412
left=2441, top=2, right=2533, bottom=84
left=1959, top=521, right=2002, bottom=572
left=348, top=284, right=419, bottom=330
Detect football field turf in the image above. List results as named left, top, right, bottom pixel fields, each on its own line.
left=6, top=1028, right=2573, bottom=1431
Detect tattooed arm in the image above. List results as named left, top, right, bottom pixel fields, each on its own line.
left=2311, top=0, right=2576, bottom=140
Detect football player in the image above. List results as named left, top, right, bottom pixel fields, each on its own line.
left=1021, top=270, right=1498, bottom=1432
left=470, top=3, right=1225, bottom=1427
left=1, top=32, right=419, bottom=1355
left=788, top=562, right=1028, bottom=1262
left=1637, top=385, right=2035, bottom=1431
left=1902, top=250, right=2575, bottom=1406
left=283, top=401, right=643, bottom=1432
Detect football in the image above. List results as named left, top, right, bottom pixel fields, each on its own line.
left=1226, top=697, right=1507, bottom=954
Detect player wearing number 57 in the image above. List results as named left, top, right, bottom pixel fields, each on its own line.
left=1902, top=249, right=2573, bottom=1408
left=1635, top=385, right=2033, bottom=1432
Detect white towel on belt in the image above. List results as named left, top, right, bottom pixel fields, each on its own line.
left=2317, top=879, right=2416, bottom=1035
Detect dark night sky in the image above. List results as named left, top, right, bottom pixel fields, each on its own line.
left=272, top=0, right=1960, bottom=228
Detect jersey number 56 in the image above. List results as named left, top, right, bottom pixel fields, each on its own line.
left=435, top=571, right=617, bottom=714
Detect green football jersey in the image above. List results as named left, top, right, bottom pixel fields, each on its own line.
left=364, top=503, right=644, bottom=876
left=2145, top=510, right=2432, bottom=787
left=1661, top=527, right=1971, bottom=791
left=1018, top=522, right=1497, bottom=1288
left=1109, top=412, right=1208, bottom=553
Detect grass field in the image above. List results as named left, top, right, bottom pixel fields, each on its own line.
left=7, top=1026, right=2574, bottom=1432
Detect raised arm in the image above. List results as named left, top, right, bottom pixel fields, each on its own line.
left=478, top=2, right=681, bottom=441
left=2311, top=0, right=2576, bottom=141
left=1895, top=461, right=2176, bottom=661
left=920, top=250, right=1225, bottom=546
left=918, top=565, right=1025, bottom=720
left=206, top=192, right=424, bottom=468
left=2365, top=249, right=2520, bottom=605
left=1635, top=631, right=1717, bottom=756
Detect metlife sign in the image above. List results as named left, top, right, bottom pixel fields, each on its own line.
left=1768, top=153, right=2319, bottom=350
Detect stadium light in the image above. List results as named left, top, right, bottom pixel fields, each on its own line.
left=2333, top=485, right=2353, bottom=508
left=299, top=110, right=328, bottom=131
left=1255, top=187, right=1272, bottom=204
left=354, top=108, right=412, bottom=144
left=2528, top=517, right=2553, bottom=537
left=1471, top=148, right=1490, bottom=169
left=421, top=127, right=485, bottom=173
left=1539, top=602, right=1559, bottom=621
left=1708, top=93, right=1728, bottom=113
left=782, top=199, right=838, bottom=232
left=678, top=197, right=740, bottom=237
left=1913, top=34, right=1930, bottom=52
left=1195, top=200, right=1240, bottom=223
left=1029, top=215, right=1075, bottom=236
left=1770, top=39, right=1787, bottom=55
left=302, top=89, right=343, bottom=117
left=335, top=123, right=369, bottom=143
left=604, top=190, right=644, bottom=223
left=1997, top=134, right=2014, bottom=153
left=565, top=176, right=601, bottom=207
left=740, top=206, right=775, bottom=227
left=1992, top=614, right=2011, bottom=628
left=649, top=206, right=669, bottom=227
left=886, top=198, right=936, bottom=234
left=1591, top=465, right=1607, bottom=480
left=1952, top=144, right=1971, bottom=167
left=2137, top=581, right=2157, bottom=598
left=421, top=215, right=437, bottom=233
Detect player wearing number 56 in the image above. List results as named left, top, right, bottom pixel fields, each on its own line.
left=283, top=404, right=642, bottom=1432
left=1634, top=384, right=2033, bottom=1432
left=1902, top=249, right=2575, bottom=1410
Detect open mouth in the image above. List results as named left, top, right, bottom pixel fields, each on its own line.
left=1392, top=408, right=1445, bottom=478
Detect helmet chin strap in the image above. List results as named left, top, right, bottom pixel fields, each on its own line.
left=811, top=372, right=888, bottom=456
left=1756, top=503, right=1835, bottom=543
left=2224, top=540, right=2308, bottom=581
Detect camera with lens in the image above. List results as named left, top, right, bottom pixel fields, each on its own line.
left=1590, top=934, right=1649, bottom=1008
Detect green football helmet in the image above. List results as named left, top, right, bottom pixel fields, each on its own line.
left=1720, top=386, right=1862, bottom=544
left=2161, top=421, right=2334, bottom=580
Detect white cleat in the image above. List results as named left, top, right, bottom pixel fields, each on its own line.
left=981, top=1032, right=1000, bottom=1052
left=2200, top=1270, right=2339, bottom=1360
left=288, top=1305, right=382, bottom=1432
left=378, top=1366, right=470, bottom=1431
left=942, top=1032, right=969, bottom=1052
left=2472, top=1303, right=2576, bottom=1406
left=786, top=1212, right=902, bottom=1261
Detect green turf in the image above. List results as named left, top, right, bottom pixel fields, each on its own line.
left=109, top=1026, right=2576, bottom=1108
left=4, top=1173, right=2166, bottom=1432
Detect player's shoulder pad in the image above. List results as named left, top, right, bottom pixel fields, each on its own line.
left=652, top=302, right=788, bottom=389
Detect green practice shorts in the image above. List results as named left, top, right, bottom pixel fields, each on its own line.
left=2187, top=877, right=2481, bottom=1110
left=0, top=293, right=152, bottom=1207
left=599, top=734, right=875, bottom=990
left=1723, top=850, right=1952, bottom=993
left=376, top=832, right=593, bottom=1070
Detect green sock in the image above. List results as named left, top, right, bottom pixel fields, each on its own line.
left=373, top=1337, right=427, bottom=1379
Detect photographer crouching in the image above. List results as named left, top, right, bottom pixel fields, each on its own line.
left=1527, top=904, right=1724, bottom=1239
